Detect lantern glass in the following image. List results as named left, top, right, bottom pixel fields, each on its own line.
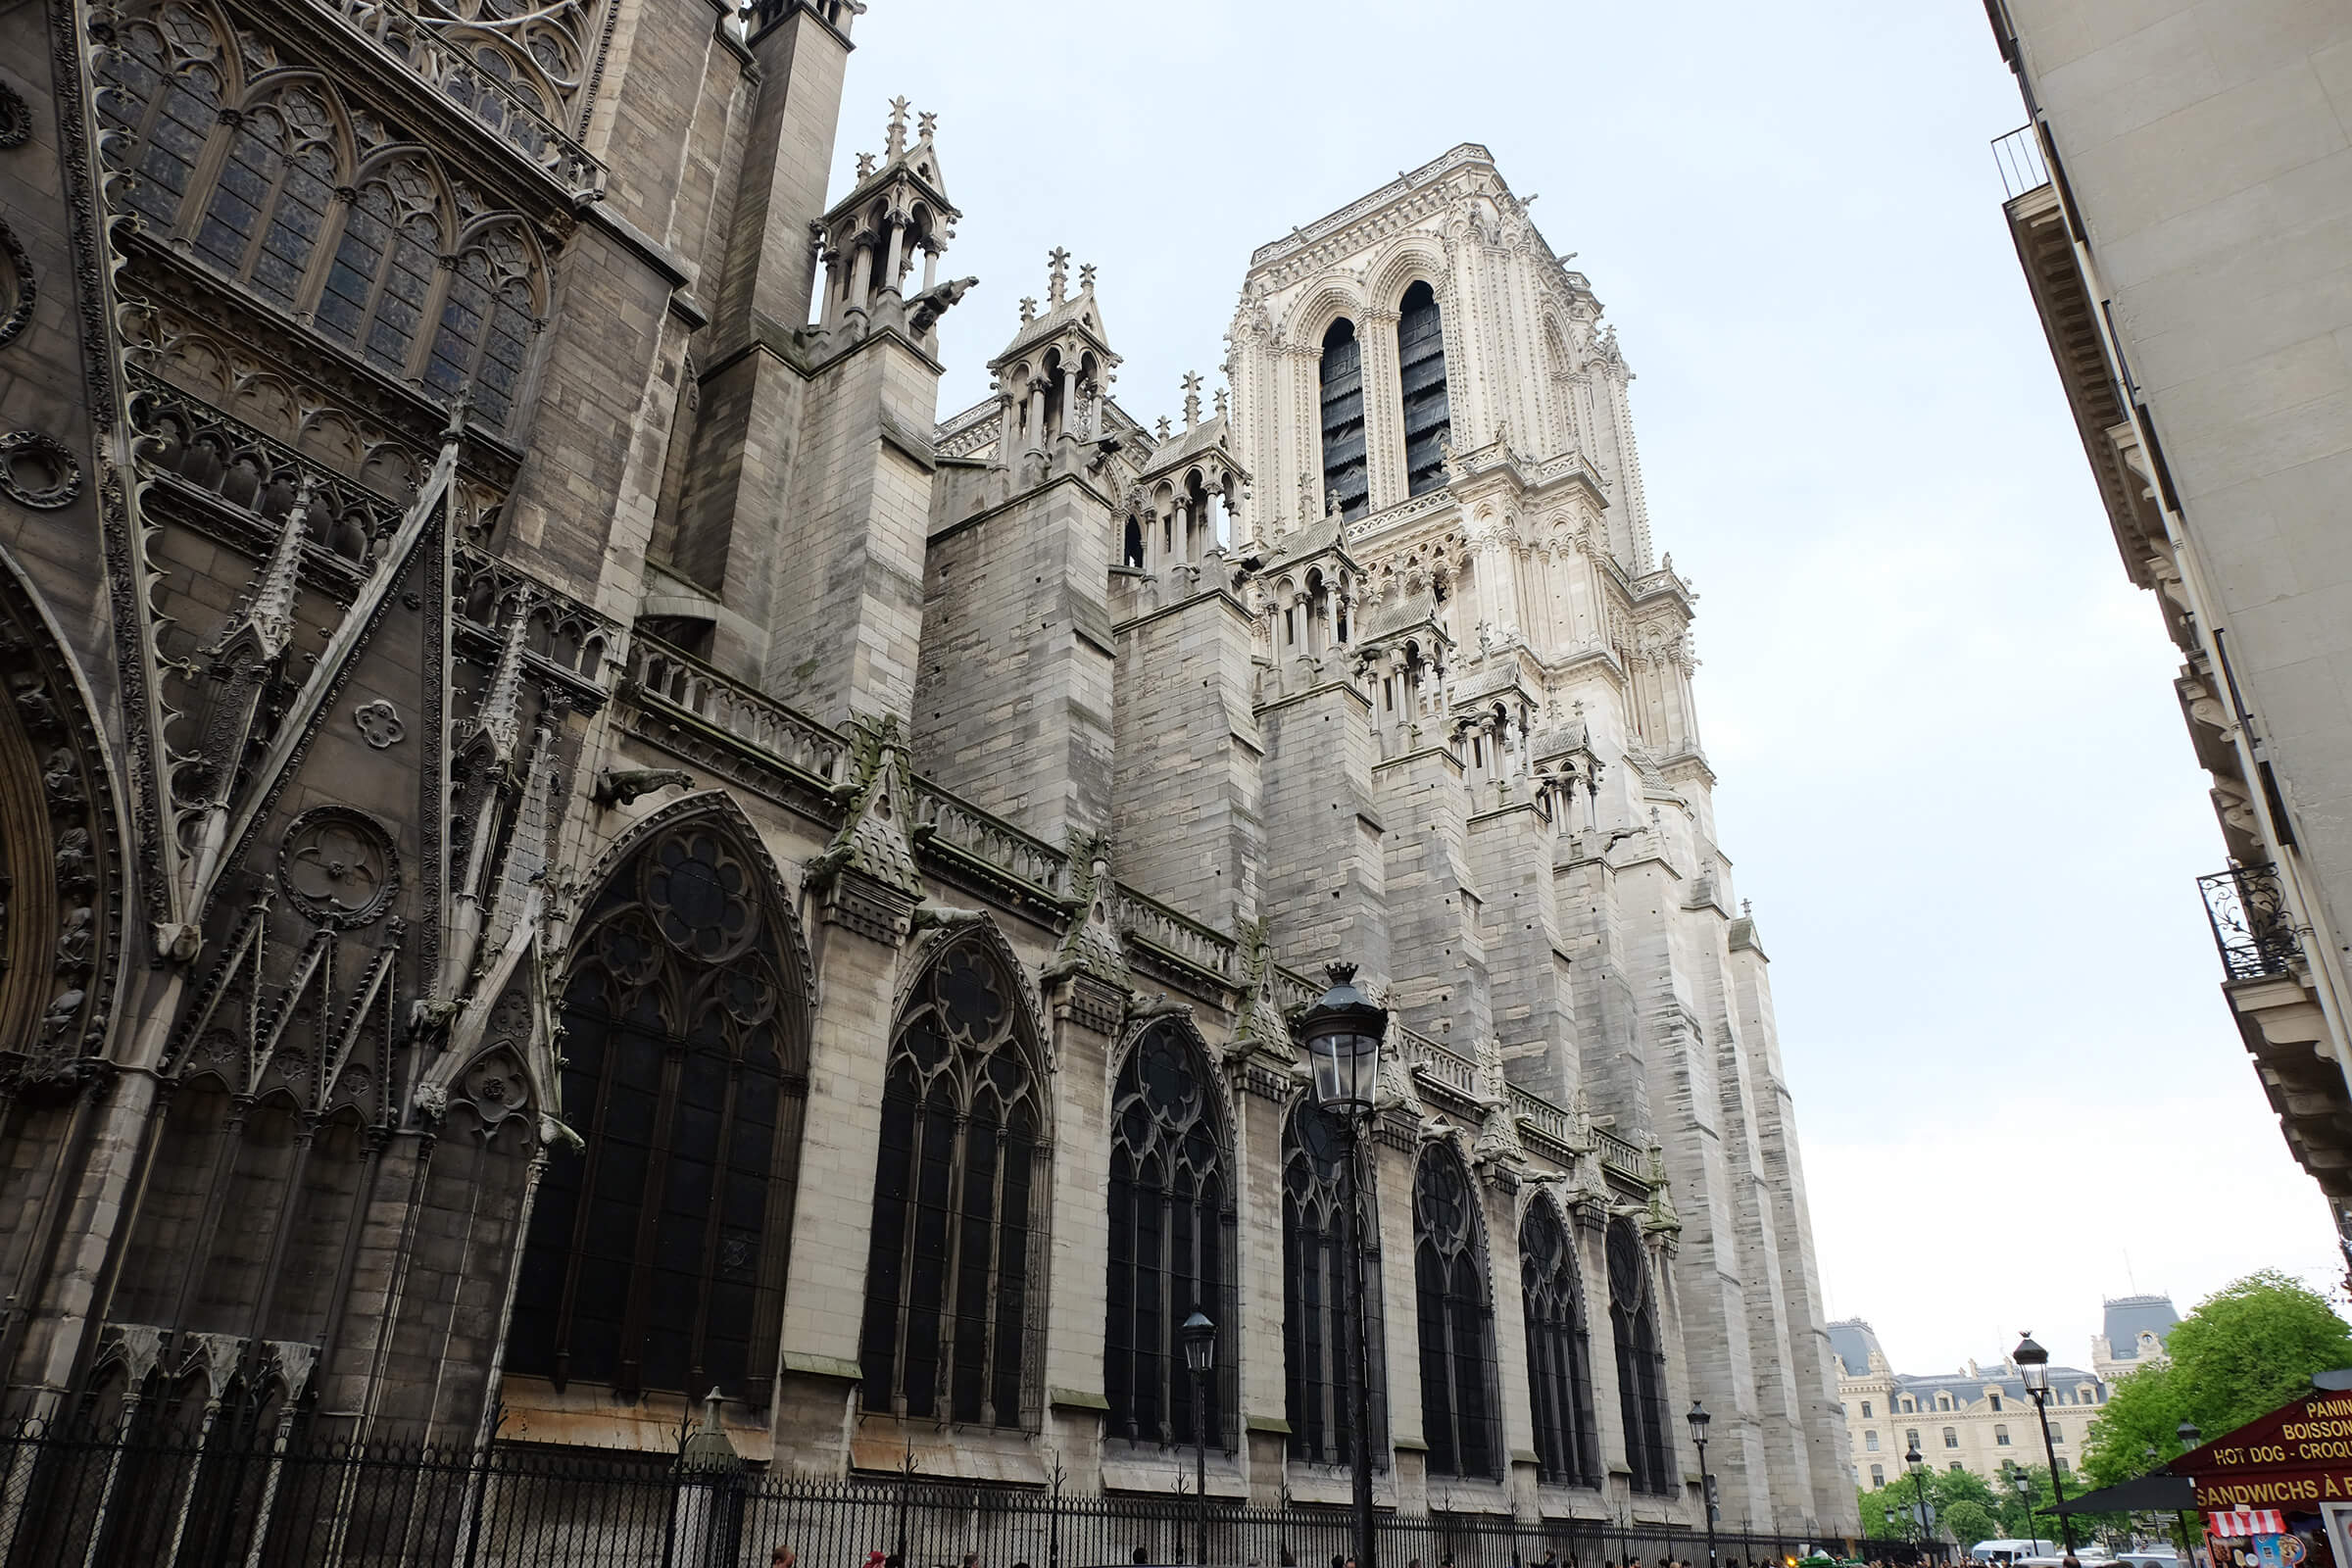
left=2014, top=1333, right=2049, bottom=1393
left=1182, top=1309, right=1216, bottom=1375
left=1687, top=1399, right=1711, bottom=1445
left=1296, top=963, right=1388, bottom=1118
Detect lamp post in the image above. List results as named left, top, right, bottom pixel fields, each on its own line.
left=2177, top=1421, right=2203, bottom=1568
left=1298, top=962, right=1389, bottom=1568
left=1689, top=1401, right=1719, bottom=1568
left=1184, top=1309, right=1216, bottom=1566
left=2013, top=1334, right=2075, bottom=1556
left=2006, top=1464, right=2033, bottom=1550
left=1906, top=1441, right=1934, bottom=1561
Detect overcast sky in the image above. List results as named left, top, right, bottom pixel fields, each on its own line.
left=826, top=0, right=2344, bottom=1376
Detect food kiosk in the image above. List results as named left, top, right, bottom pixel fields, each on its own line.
left=2176, top=1383, right=2352, bottom=1568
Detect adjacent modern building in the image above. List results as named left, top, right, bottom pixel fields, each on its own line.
left=0, top=0, right=1857, bottom=1549
left=1828, top=1312, right=2165, bottom=1493
left=1983, top=3, right=2352, bottom=1248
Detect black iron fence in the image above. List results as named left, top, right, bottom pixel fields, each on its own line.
left=0, top=1418, right=1933, bottom=1568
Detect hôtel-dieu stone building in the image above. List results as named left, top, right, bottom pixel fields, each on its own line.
left=0, top=0, right=1858, bottom=1539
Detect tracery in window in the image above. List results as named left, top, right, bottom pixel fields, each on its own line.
left=1104, top=1021, right=1236, bottom=1451
left=190, top=84, right=340, bottom=315
left=1521, top=1197, right=1598, bottom=1487
left=1397, top=280, right=1451, bottom=496
left=1282, top=1100, right=1387, bottom=1469
left=506, top=812, right=809, bottom=1401
left=1319, top=318, right=1368, bottom=522
left=1608, top=1216, right=1673, bottom=1494
left=858, top=932, right=1047, bottom=1430
left=1414, top=1143, right=1500, bottom=1480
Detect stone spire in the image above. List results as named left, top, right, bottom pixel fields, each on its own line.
left=1181, top=371, right=1202, bottom=430
left=476, top=593, right=533, bottom=763
left=213, top=477, right=313, bottom=660
left=1046, top=246, right=1070, bottom=307
left=884, top=94, right=909, bottom=159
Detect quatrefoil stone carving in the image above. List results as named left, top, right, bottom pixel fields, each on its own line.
left=354, top=699, right=405, bottom=749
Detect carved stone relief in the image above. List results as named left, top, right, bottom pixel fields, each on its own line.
left=0, top=218, right=31, bottom=349
left=0, top=431, right=83, bottom=510
left=353, top=699, right=404, bottom=749
left=276, top=806, right=399, bottom=928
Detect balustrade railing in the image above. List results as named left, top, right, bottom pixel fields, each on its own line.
left=1992, top=123, right=2051, bottom=200
left=328, top=0, right=605, bottom=192
left=626, top=638, right=848, bottom=785
left=2198, top=862, right=2300, bottom=982
left=1594, top=1126, right=1646, bottom=1177
left=1113, top=886, right=1239, bottom=983
left=908, top=778, right=1068, bottom=895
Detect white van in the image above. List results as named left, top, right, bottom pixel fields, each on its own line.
left=1971, top=1542, right=2060, bottom=1565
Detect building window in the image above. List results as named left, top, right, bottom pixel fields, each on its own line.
left=1318, top=318, right=1368, bottom=521
left=1989, top=1393, right=2002, bottom=1412
left=508, top=814, right=809, bottom=1401
left=1943, top=1427, right=1958, bottom=1449
left=858, top=932, right=1047, bottom=1430
left=1995, top=1425, right=2011, bottom=1446
left=1415, top=1144, right=1501, bottom=1479
left=1906, top=1428, right=1920, bottom=1452
left=1283, top=1101, right=1387, bottom=1469
left=1105, top=1021, right=1236, bottom=1451
left=1902, top=1396, right=1916, bottom=1412
left=1520, top=1199, right=1598, bottom=1487
left=2051, top=1425, right=2063, bottom=1444
left=1862, top=1400, right=1874, bottom=1419
left=1865, top=1431, right=1880, bottom=1452
left=1607, top=1217, right=1674, bottom=1494
left=1871, top=1464, right=1885, bottom=1488
left=1396, top=279, right=1451, bottom=496
left=1950, top=1462, right=1963, bottom=1474
left=1938, top=1395, right=1952, bottom=1411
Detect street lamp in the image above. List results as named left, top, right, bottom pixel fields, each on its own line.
left=2176, top=1422, right=2203, bottom=1566
left=1907, top=1441, right=1936, bottom=1558
left=2006, top=1464, right=2034, bottom=1551
left=1297, top=961, right=1389, bottom=1568
left=1689, top=1400, right=1719, bottom=1568
left=1184, top=1309, right=1216, bottom=1566
left=2013, top=1333, right=2075, bottom=1556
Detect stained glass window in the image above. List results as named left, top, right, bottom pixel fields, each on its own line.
left=858, top=936, right=1044, bottom=1430
left=1608, top=1217, right=1674, bottom=1494
left=1414, top=1144, right=1500, bottom=1479
left=1521, top=1198, right=1598, bottom=1487
left=1104, top=1022, right=1235, bottom=1451
left=1282, top=1101, right=1387, bottom=1468
left=507, top=817, right=808, bottom=1401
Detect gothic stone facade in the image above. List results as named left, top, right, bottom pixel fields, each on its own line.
left=0, top=0, right=1856, bottom=1535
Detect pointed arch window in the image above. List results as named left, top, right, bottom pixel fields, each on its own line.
left=1608, top=1217, right=1674, bottom=1494
left=96, top=8, right=228, bottom=232
left=858, top=935, right=1048, bottom=1430
left=1521, top=1199, right=1599, bottom=1487
left=1397, top=280, right=1451, bottom=497
left=1282, top=1101, right=1387, bottom=1469
left=1319, top=318, right=1368, bottom=522
left=507, top=816, right=809, bottom=1401
left=1105, top=1021, right=1236, bottom=1451
left=1414, top=1144, right=1501, bottom=1479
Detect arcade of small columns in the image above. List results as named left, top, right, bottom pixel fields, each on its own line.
left=817, top=102, right=954, bottom=327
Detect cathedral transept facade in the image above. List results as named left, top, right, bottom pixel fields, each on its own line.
left=0, top=0, right=1857, bottom=1536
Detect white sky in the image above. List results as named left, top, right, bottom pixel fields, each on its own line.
left=826, top=0, right=2345, bottom=1375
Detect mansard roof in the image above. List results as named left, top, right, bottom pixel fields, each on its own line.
left=2102, top=1294, right=2180, bottom=1359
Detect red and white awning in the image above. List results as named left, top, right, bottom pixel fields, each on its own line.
left=2208, top=1510, right=2286, bottom=1538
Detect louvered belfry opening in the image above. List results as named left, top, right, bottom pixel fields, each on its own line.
left=507, top=819, right=809, bottom=1403
left=1413, top=1144, right=1503, bottom=1480
left=1281, top=1102, right=1388, bottom=1469
left=1608, top=1217, right=1676, bottom=1494
left=858, top=935, right=1047, bottom=1431
left=1397, top=280, right=1452, bottom=495
left=1319, top=318, right=1369, bottom=521
left=1521, top=1200, right=1601, bottom=1488
left=1104, top=1023, right=1239, bottom=1452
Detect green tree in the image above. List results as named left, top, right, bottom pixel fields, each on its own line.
left=2168, top=1271, right=2352, bottom=1433
left=2083, top=1271, right=2352, bottom=1485
left=1943, top=1500, right=1998, bottom=1548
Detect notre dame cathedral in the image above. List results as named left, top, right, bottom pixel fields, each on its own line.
left=0, top=0, right=1858, bottom=1540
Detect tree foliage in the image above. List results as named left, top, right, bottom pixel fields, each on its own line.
left=2083, top=1271, right=2352, bottom=1487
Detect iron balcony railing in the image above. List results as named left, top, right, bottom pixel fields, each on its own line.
left=1991, top=123, right=2050, bottom=200
left=2198, top=862, right=2301, bottom=981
